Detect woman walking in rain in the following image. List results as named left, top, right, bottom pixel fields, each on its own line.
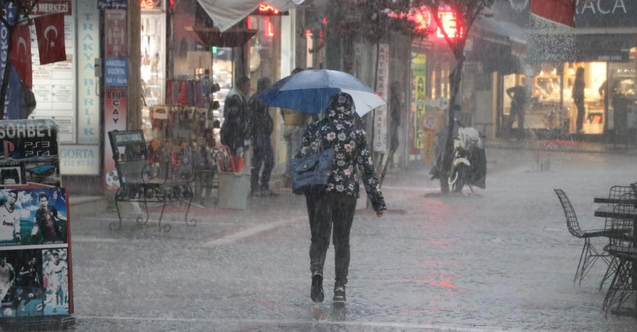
left=297, top=93, right=386, bottom=304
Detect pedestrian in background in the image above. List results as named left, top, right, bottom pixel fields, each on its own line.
left=281, top=68, right=308, bottom=187
left=506, top=81, right=528, bottom=139
left=221, top=76, right=251, bottom=156
left=297, top=93, right=386, bottom=304
left=249, top=77, right=277, bottom=197
left=573, top=67, right=586, bottom=133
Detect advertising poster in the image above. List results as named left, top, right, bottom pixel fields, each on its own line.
left=104, top=88, right=127, bottom=190
left=0, top=188, right=72, bottom=318
left=0, top=120, right=60, bottom=188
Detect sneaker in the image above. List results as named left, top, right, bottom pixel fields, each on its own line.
left=310, top=272, right=324, bottom=302
left=333, top=285, right=346, bottom=303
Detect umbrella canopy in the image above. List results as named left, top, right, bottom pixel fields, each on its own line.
left=254, top=70, right=386, bottom=116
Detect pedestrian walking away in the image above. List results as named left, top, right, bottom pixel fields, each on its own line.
left=249, top=77, right=277, bottom=197
left=297, top=93, right=387, bottom=304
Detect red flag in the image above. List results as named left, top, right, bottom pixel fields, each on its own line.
left=530, top=0, right=575, bottom=28
left=35, top=13, right=67, bottom=65
left=9, top=24, right=32, bottom=88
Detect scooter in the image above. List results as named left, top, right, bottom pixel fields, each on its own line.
left=430, top=119, right=487, bottom=193
left=448, top=119, right=485, bottom=192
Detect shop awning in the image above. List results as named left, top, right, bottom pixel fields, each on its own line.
left=185, top=26, right=258, bottom=48
left=529, top=33, right=637, bottom=63
left=468, top=18, right=528, bottom=75
left=196, top=0, right=305, bottom=32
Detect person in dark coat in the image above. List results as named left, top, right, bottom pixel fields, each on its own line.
left=506, top=84, right=527, bottom=138
left=573, top=67, right=586, bottom=133
left=221, top=76, right=251, bottom=154
left=249, top=77, right=277, bottom=196
left=297, top=93, right=387, bottom=304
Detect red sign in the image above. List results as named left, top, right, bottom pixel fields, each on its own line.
left=530, top=0, right=575, bottom=28
left=140, top=0, right=161, bottom=9
left=436, top=11, right=463, bottom=39
left=388, top=8, right=462, bottom=39
left=105, top=10, right=126, bottom=58
left=251, top=3, right=288, bottom=16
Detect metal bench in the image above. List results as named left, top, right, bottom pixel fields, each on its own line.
left=108, top=130, right=197, bottom=232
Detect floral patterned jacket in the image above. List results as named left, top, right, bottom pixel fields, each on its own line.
left=296, top=93, right=387, bottom=212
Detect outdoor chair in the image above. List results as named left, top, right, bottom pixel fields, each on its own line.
left=602, top=200, right=637, bottom=316
left=554, top=189, right=612, bottom=286
left=599, top=187, right=637, bottom=290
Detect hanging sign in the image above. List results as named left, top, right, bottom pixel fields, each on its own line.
left=374, top=44, right=390, bottom=153
left=104, top=58, right=127, bottom=87
left=97, top=0, right=127, bottom=10
left=103, top=88, right=127, bottom=191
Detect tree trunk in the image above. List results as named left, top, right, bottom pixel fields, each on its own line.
left=439, top=56, right=465, bottom=193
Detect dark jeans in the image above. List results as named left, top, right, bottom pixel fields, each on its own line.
left=506, top=107, right=525, bottom=138
left=306, top=192, right=357, bottom=286
left=251, top=135, right=274, bottom=191
left=575, top=101, right=586, bottom=132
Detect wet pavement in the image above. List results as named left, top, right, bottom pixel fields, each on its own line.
left=67, top=148, right=637, bottom=331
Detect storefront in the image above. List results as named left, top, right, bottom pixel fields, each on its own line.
left=26, top=0, right=102, bottom=188
left=494, top=0, right=637, bottom=141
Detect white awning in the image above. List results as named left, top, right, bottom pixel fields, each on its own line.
left=196, top=0, right=304, bottom=32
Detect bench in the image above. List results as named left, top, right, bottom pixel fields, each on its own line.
left=108, top=130, right=197, bottom=231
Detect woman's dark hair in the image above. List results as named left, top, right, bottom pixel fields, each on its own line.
left=576, top=67, right=585, bottom=79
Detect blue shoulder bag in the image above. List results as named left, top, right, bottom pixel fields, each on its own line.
left=290, top=148, right=335, bottom=195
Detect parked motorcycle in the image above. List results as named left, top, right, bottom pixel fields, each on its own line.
left=430, top=119, right=487, bottom=193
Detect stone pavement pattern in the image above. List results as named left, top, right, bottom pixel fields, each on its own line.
left=68, top=148, right=637, bottom=331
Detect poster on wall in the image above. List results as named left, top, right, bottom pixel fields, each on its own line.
left=28, top=0, right=75, bottom=144
left=0, top=120, right=60, bottom=188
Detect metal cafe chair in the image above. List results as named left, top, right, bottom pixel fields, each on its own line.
left=603, top=200, right=637, bottom=316
left=599, top=187, right=637, bottom=290
left=554, top=189, right=611, bottom=285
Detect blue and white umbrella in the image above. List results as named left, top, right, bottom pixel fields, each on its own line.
left=254, top=69, right=386, bottom=116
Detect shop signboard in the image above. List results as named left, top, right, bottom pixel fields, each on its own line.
left=412, top=53, right=427, bottom=151
left=105, top=10, right=127, bottom=58
left=0, top=120, right=61, bottom=188
left=60, top=0, right=102, bottom=176
left=28, top=0, right=75, bottom=144
left=374, top=44, right=390, bottom=153
left=97, top=0, right=127, bottom=10
left=104, top=58, right=128, bottom=87
left=104, top=88, right=127, bottom=191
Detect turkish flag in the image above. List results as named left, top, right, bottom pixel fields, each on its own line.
left=34, top=13, right=67, bottom=65
left=530, top=0, right=575, bottom=28
left=9, top=24, right=32, bottom=89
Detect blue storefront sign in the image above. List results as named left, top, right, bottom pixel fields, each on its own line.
left=104, top=57, right=127, bottom=87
